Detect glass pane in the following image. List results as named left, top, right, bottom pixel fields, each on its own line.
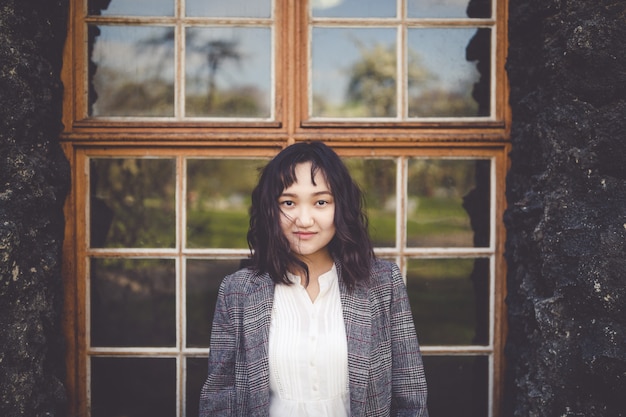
left=311, top=28, right=397, bottom=118
left=88, top=0, right=174, bottom=16
left=407, top=0, right=491, bottom=18
left=311, top=0, right=396, bottom=18
left=91, top=357, right=176, bottom=417
left=406, top=258, right=489, bottom=345
left=185, top=27, right=272, bottom=118
left=90, top=158, right=176, bottom=248
left=407, top=159, right=490, bottom=248
left=187, top=0, right=271, bottom=17
left=344, top=158, right=396, bottom=247
left=89, top=25, right=175, bottom=117
left=90, top=258, right=176, bottom=347
left=423, top=356, right=489, bottom=417
left=186, top=259, right=244, bottom=347
left=186, top=158, right=266, bottom=248
left=187, top=357, right=209, bottom=417
left=407, top=28, right=490, bottom=118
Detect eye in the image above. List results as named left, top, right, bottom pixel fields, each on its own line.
left=279, top=200, right=294, bottom=207
left=316, top=200, right=330, bottom=207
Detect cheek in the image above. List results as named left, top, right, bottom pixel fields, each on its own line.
left=324, top=211, right=336, bottom=229
left=279, top=213, right=291, bottom=231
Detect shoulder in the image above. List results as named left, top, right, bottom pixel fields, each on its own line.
left=369, top=258, right=402, bottom=286
left=220, top=267, right=255, bottom=286
left=361, top=258, right=404, bottom=301
left=219, top=267, right=273, bottom=296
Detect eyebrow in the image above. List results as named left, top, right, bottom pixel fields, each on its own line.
left=279, top=190, right=333, bottom=198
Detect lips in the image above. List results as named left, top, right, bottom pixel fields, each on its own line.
left=293, top=231, right=316, bottom=239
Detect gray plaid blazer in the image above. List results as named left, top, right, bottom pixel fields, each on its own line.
left=199, top=259, right=429, bottom=417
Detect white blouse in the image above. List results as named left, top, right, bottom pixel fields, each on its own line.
left=268, top=264, right=350, bottom=417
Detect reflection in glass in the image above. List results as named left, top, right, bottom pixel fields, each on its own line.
left=407, top=28, right=488, bottom=118
left=91, top=357, right=176, bottom=417
left=186, top=259, right=244, bottom=347
left=422, top=355, right=488, bottom=417
left=407, top=0, right=491, bottom=18
left=311, top=0, right=396, bottom=18
left=186, top=357, right=210, bottom=417
left=186, top=158, right=267, bottom=248
left=311, top=28, right=397, bottom=118
left=89, top=25, right=175, bottom=117
left=90, top=258, right=176, bottom=347
left=406, top=258, right=489, bottom=345
left=187, top=0, right=271, bottom=18
left=185, top=27, right=272, bottom=118
left=90, top=158, right=176, bottom=248
left=344, top=158, right=396, bottom=247
left=407, top=158, right=490, bottom=247
left=88, top=0, right=174, bottom=17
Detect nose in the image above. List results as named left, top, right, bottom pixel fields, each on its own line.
left=294, top=207, right=314, bottom=228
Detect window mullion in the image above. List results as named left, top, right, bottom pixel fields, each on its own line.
left=398, top=0, right=407, bottom=120
left=177, top=155, right=185, bottom=348
left=398, top=22, right=406, bottom=120
left=397, top=156, right=407, bottom=274
left=177, top=155, right=185, bottom=417
left=176, top=1, right=185, bottom=120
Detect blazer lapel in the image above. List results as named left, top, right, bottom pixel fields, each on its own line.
left=339, top=270, right=371, bottom=417
left=242, top=272, right=274, bottom=415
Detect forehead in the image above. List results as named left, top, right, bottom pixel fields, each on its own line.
left=283, top=162, right=330, bottom=190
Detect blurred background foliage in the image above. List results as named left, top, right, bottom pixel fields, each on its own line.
left=89, top=155, right=486, bottom=350
left=91, top=156, right=480, bottom=249
left=92, top=32, right=480, bottom=119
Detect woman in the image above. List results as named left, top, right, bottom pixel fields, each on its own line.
left=199, top=141, right=428, bottom=417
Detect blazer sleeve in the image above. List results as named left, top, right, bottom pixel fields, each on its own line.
left=389, top=263, right=429, bottom=417
left=199, top=276, right=238, bottom=417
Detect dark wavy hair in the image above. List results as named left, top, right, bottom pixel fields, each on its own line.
left=247, top=141, right=374, bottom=288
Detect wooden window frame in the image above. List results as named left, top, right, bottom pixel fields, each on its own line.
left=62, top=0, right=509, bottom=142
left=61, top=1, right=510, bottom=416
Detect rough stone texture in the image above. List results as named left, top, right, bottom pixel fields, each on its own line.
left=0, top=0, right=70, bottom=416
left=504, top=0, right=626, bottom=416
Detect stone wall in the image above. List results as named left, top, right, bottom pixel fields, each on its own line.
left=504, top=0, right=626, bottom=416
left=0, top=1, right=70, bottom=416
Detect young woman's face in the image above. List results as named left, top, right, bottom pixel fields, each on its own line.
left=278, top=162, right=336, bottom=264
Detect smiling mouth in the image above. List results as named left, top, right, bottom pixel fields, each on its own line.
left=294, top=232, right=316, bottom=239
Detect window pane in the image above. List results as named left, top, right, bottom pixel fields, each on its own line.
left=187, top=357, right=209, bottom=417
left=407, top=28, right=490, bottom=118
left=423, top=355, right=489, bottom=417
left=186, top=259, right=244, bottom=347
left=311, top=0, right=396, bottom=18
left=89, top=25, right=175, bottom=117
left=187, top=0, right=272, bottom=17
left=90, top=258, right=176, bottom=347
left=186, top=158, right=266, bottom=248
left=90, top=158, right=176, bottom=248
left=344, top=158, right=396, bottom=247
left=88, top=0, right=174, bottom=16
left=185, top=27, right=272, bottom=118
left=407, top=0, right=491, bottom=18
left=406, top=258, right=490, bottom=345
left=407, top=159, right=490, bottom=248
left=91, top=357, right=176, bottom=417
left=311, top=28, right=397, bottom=118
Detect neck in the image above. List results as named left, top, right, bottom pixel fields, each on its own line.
left=292, top=251, right=334, bottom=282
